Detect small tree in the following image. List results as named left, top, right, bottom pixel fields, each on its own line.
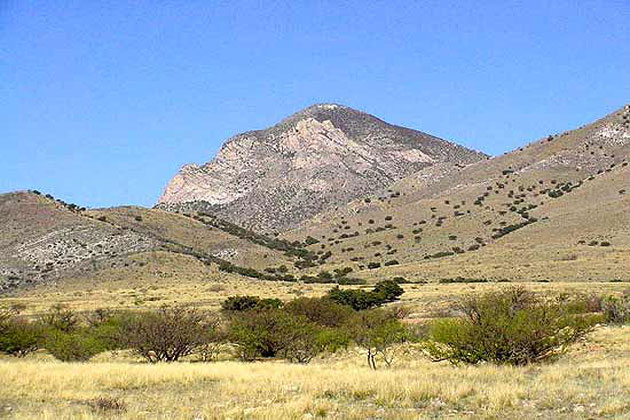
left=221, top=296, right=283, bottom=313
left=326, top=280, right=405, bottom=311
left=40, top=304, right=78, bottom=333
left=122, top=306, right=210, bottom=363
left=228, top=309, right=321, bottom=363
left=372, top=280, right=404, bottom=302
left=349, top=309, right=410, bottom=369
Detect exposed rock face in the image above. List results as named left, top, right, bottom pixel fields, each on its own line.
left=159, top=104, right=488, bottom=231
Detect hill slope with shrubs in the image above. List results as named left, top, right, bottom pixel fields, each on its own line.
left=283, top=105, right=630, bottom=282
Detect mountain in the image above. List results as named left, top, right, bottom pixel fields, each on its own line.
left=158, top=104, right=488, bottom=232
left=282, top=104, right=630, bottom=281
left=3, top=104, right=629, bottom=292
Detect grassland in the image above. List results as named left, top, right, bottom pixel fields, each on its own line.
left=2, top=280, right=630, bottom=419
left=0, top=326, right=628, bottom=419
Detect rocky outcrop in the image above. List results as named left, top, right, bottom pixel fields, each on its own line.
left=159, top=104, right=487, bottom=231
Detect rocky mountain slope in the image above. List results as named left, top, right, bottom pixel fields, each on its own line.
left=0, top=192, right=306, bottom=292
left=3, top=104, right=629, bottom=292
left=158, top=104, right=488, bottom=232
left=282, top=104, right=630, bottom=281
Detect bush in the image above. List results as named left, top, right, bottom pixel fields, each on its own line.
left=121, top=306, right=211, bottom=362
left=228, top=309, right=321, bottom=363
left=45, top=329, right=106, bottom=362
left=348, top=309, right=411, bottom=369
left=0, top=318, right=44, bottom=357
left=284, top=297, right=353, bottom=327
left=326, top=280, right=405, bottom=311
left=372, top=280, right=404, bottom=302
left=221, top=296, right=283, bottom=312
left=40, top=304, right=78, bottom=333
left=424, top=287, right=597, bottom=365
left=602, top=294, right=630, bottom=325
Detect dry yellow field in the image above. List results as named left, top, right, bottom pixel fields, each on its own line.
left=0, top=326, right=628, bottom=419
left=3, top=278, right=628, bottom=318
left=2, top=279, right=629, bottom=419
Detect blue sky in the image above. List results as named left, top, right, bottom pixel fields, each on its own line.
left=1, top=1, right=629, bottom=208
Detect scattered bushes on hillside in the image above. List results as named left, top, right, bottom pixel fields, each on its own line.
left=424, top=287, right=598, bottom=365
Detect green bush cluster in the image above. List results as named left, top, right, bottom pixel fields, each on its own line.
left=326, top=280, right=404, bottom=310
left=424, top=287, right=599, bottom=365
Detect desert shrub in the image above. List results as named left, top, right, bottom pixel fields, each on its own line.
left=228, top=309, right=321, bottom=363
left=602, top=294, right=630, bottom=325
left=372, top=280, right=404, bottom=302
left=45, top=329, right=106, bottom=362
left=221, top=296, right=283, bottom=312
left=121, top=306, right=211, bottom=362
left=336, top=277, right=366, bottom=285
left=84, top=311, right=134, bottom=351
left=367, top=262, right=381, bottom=269
left=424, top=287, right=597, bottom=365
left=284, top=297, right=353, bottom=327
left=40, top=304, right=79, bottom=333
left=326, top=280, right=404, bottom=310
left=347, top=309, right=411, bottom=369
left=0, top=318, right=44, bottom=357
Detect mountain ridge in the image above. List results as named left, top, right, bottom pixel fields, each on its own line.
left=158, top=103, right=488, bottom=231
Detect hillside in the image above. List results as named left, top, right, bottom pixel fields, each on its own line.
left=0, top=192, right=305, bottom=292
left=282, top=104, right=630, bottom=281
left=158, top=103, right=487, bottom=232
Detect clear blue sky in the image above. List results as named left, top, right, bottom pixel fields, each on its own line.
left=2, top=1, right=629, bottom=208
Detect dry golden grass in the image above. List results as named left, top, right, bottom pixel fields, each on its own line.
left=2, top=275, right=630, bottom=418
left=0, top=326, right=629, bottom=419
left=4, top=277, right=628, bottom=319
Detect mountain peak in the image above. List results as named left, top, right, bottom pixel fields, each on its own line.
left=158, top=105, right=487, bottom=231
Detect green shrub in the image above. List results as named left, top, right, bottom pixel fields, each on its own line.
left=0, top=319, right=44, bottom=357
left=424, top=287, right=597, bottom=365
left=45, top=329, right=106, bottom=362
left=347, top=309, right=411, bottom=369
left=228, top=309, right=320, bottom=363
left=284, top=297, right=353, bottom=327
left=326, top=280, right=404, bottom=311
left=325, top=287, right=382, bottom=310
left=372, top=280, right=404, bottom=302
left=221, top=296, right=283, bottom=312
